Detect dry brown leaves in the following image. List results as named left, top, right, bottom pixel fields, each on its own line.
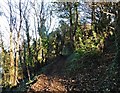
left=27, top=74, right=67, bottom=93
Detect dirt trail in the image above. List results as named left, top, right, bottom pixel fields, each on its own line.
left=45, top=56, right=67, bottom=76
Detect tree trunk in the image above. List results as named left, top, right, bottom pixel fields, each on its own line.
left=8, top=1, right=16, bottom=86
left=14, top=0, right=22, bottom=85
left=68, top=2, right=74, bottom=53
left=73, top=3, right=78, bottom=37
left=9, top=31, right=15, bottom=86
left=14, top=32, right=20, bottom=86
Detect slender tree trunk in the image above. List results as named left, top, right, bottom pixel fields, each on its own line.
left=0, top=32, right=5, bottom=85
left=73, top=3, right=78, bottom=50
left=23, top=15, right=31, bottom=81
left=9, top=2, right=16, bottom=85
left=19, top=45, right=23, bottom=79
left=91, top=2, right=95, bottom=28
left=69, top=3, right=73, bottom=41
left=14, top=32, right=20, bottom=85
left=9, top=31, right=15, bottom=86
left=14, top=0, right=22, bottom=85
left=23, top=40, right=31, bottom=81
left=41, top=49, right=44, bottom=66
left=73, top=3, right=78, bottom=37
left=68, top=2, right=74, bottom=53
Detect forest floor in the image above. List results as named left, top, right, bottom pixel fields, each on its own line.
left=27, top=53, right=116, bottom=93
left=26, top=38, right=119, bottom=92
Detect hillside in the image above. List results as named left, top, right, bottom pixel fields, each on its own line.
left=25, top=38, right=118, bottom=92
